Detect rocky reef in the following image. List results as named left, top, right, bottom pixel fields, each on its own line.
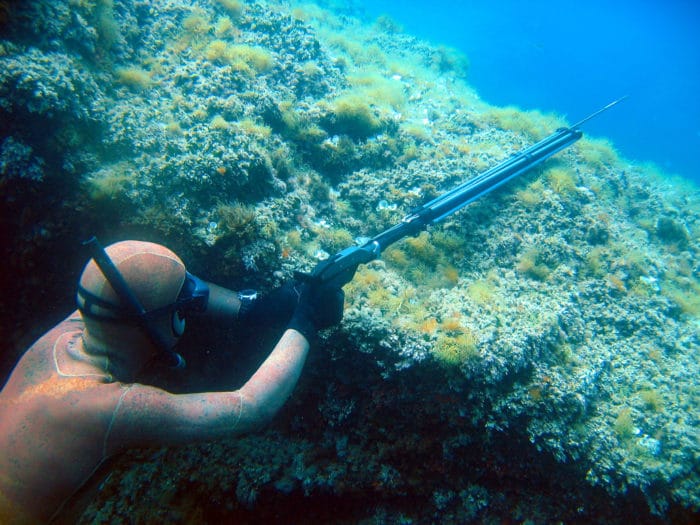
left=1, top=0, right=698, bottom=523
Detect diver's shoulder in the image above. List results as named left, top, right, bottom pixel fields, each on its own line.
left=27, top=311, right=85, bottom=350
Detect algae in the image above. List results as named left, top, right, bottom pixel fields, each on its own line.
left=1, top=0, right=698, bottom=522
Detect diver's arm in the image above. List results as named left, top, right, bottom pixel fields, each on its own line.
left=201, top=281, right=242, bottom=321
left=235, top=329, right=310, bottom=423
left=106, top=329, right=310, bottom=449
left=201, top=282, right=298, bottom=326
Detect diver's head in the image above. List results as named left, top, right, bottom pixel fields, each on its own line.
left=76, top=240, right=198, bottom=375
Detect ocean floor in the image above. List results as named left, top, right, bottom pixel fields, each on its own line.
left=1, top=1, right=698, bottom=523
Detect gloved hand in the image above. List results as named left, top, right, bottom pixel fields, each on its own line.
left=287, top=281, right=344, bottom=344
left=240, top=282, right=300, bottom=327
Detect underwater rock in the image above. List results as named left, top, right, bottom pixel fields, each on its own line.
left=1, top=0, right=698, bottom=523
left=0, top=136, right=44, bottom=181
left=655, top=216, right=690, bottom=248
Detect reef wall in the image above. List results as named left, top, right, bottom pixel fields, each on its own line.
left=1, top=0, right=698, bottom=522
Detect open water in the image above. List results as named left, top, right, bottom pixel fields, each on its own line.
left=356, top=0, right=700, bottom=184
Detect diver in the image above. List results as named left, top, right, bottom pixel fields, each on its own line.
left=0, top=239, right=344, bottom=524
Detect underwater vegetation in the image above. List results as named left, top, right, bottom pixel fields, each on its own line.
left=1, top=0, right=699, bottom=523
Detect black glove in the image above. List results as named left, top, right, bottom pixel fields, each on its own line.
left=287, top=282, right=344, bottom=344
left=240, top=282, right=300, bottom=327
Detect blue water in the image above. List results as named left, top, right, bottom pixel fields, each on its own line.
left=355, top=0, right=700, bottom=184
